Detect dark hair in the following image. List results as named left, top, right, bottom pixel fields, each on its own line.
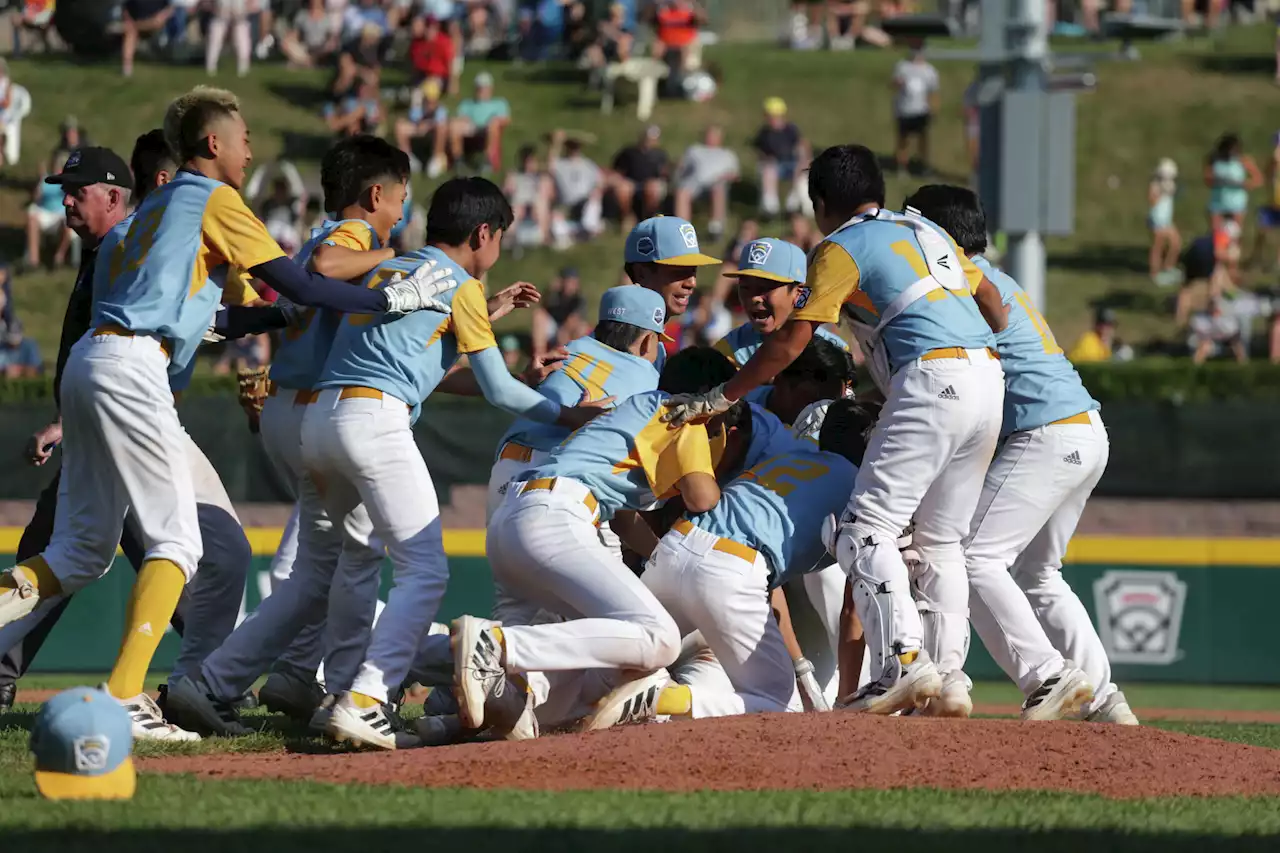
left=322, top=135, right=410, bottom=213
left=904, top=184, right=988, bottom=255
left=819, top=399, right=880, bottom=467
left=426, top=176, right=514, bottom=246
left=658, top=346, right=737, bottom=395
left=594, top=319, right=649, bottom=353
left=1210, top=133, right=1241, bottom=164
left=517, top=144, right=537, bottom=167
left=807, top=144, right=885, bottom=221
left=130, top=129, right=176, bottom=201
left=779, top=336, right=856, bottom=389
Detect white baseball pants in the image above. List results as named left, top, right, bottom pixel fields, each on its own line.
left=966, top=411, right=1115, bottom=711
left=839, top=350, right=1004, bottom=676
left=301, top=389, right=449, bottom=704
left=488, top=480, right=680, bottom=676
left=44, top=332, right=201, bottom=588
left=643, top=523, right=799, bottom=718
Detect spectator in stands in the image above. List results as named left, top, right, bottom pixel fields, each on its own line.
left=26, top=152, right=74, bottom=270
left=533, top=266, right=587, bottom=357
left=752, top=97, right=806, bottom=218
left=324, top=74, right=385, bottom=137
left=505, top=144, right=553, bottom=248
left=563, top=1, right=595, bottom=61
left=205, top=0, right=254, bottom=78
left=789, top=212, right=820, bottom=252
left=332, top=22, right=386, bottom=98
left=1251, top=131, right=1280, bottom=271
left=500, top=334, right=523, bottom=370
left=52, top=117, right=86, bottom=165
left=0, top=60, right=29, bottom=169
left=583, top=2, right=634, bottom=73
left=1068, top=307, right=1117, bottom=363
left=1205, top=132, right=1261, bottom=234
left=1149, top=157, right=1182, bottom=286
left=648, top=0, right=705, bottom=71
left=519, top=0, right=567, bottom=61
left=1190, top=297, right=1247, bottom=364
left=824, top=1, right=890, bottom=49
left=892, top=44, right=940, bottom=176
left=608, top=124, right=669, bottom=229
left=548, top=130, right=605, bottom=246
left=673, top=124, right=739, bottom=240
left=395, top=78, right=451, bottom=178
left=464, top=1, right=505, bottom=56
left=214, top=334, right=272, bottom=375
left=0, top=319, right=40, bottom=378
left=122, top=0, right=175, bottom=77
left=409, top=15, right=457, bottom=92
left=448, top=71, right=511, bottom=174
left=282, top=0, right=341, bottom=68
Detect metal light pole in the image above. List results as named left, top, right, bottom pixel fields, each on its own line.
left=1002, top=0, right=1050, bottom=310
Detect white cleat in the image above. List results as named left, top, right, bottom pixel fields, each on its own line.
left=1022, top=665, right=1096, bottom=722
left=580, top=669, right=670, bottom=732
left=106, top=686, right=202, bottom=742
left=1086, top=689, right=1140, bottom=726
left=928, top=671, right=973, bottom=719
left=451, top=616, right=507, bottom=731
left=0, top=567, right=41, bottom=628
left=326, top=692, right=420, bottom=751
left=838, top=650, right=942, bottom=716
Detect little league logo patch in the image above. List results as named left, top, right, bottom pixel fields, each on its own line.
left=1093, top=570, right=1187, bottom=666
left=746, top=240, right=772, bottom=265
left=678, top=223, right=698, bottom=250
left=73, top=735, right=110, bottom=772
left=652, top=307, right=665, bottom=326
left=65, top=150, right=81, bottom=169
left=793, top=286, right=812, bottom=309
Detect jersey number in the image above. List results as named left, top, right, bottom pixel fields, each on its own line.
left=562, top=353, right=615, bottom=402
left=748, top=456, right=830, bottom=498
left=890, top=239, right=970, bottom=301
left=1014, top=292, right=1062, bottom=355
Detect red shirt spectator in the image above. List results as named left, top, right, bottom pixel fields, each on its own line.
left=409, top=16, right=454, bottom=84
left=656, top=1, right=699, bottom=48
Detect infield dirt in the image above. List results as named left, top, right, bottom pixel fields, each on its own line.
left=145, top=713, right=1280, bottom=799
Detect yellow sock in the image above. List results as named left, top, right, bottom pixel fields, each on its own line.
left=492, top=626, right=504, bottom=646
left=3, top=556, right=61, bottom=597
left=899, top=650, right=918, bottom=666
left=350, top=691, right=381, bottom=709
left=655, top=684, right=692, bottom=717
left=106, top=559, right=185, bottom=699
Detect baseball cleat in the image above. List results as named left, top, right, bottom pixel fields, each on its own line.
left=105, top=685, right=202, bottom=742
left=326, top=692, right=420, bottom=750
left=0, top=567, right=40, bottom=628
left=308, top=694, right=337, bottom=735
left=259, top=670, right=325, bottom=722
left=1086, top=689, right=1140, bottom=726
left=580, top=669, right=670, bottom=732
left=1022, top=665, right=1095, bottom=722
left=488, top=679, right=538, bottom=741
left=452, top=616, right=507, bottom=731
left=928, top=671, right=973, bottom=719
left=232, top=688, right=260, bottom=712
left=838, top=649, right=941, bottom=716
left=164, top=676, right=253, bottom=736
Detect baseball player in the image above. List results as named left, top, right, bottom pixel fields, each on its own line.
left=664, top=144, right=1010, bottom=716
left=453, top=347, right=742, bottom=737
left=906, top=185, right=1133, bottom=724
left=0, top=86, right=455, bottom=738
left=637, top=399, right=875, bottom=721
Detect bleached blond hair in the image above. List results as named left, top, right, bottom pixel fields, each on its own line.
left=163, top=86, right=241, bottom=164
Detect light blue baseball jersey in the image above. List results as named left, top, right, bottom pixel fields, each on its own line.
left=499, top=335, right=659, bottom=456
left=741, top=402, right=804, bottom=469
left=690, top=448, right=857, bottom=588
left=316, top=246, right=497, bottom=421
left=93, top=170, right=286, bottom=373
left=526, top=389, right=717, bottom=522
left=798, top=214, right=994, bottom=373
left=270, top=219, right=379, bottom=391
left=973, top=256, right=1099, bottom=435
left=714, top=321, right=848, bottom=367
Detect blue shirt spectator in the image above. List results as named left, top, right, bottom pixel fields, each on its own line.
left=0, top=320, right=41, bottom=377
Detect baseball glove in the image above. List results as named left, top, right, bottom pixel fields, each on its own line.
left=237, top=366, right=270, bottom=434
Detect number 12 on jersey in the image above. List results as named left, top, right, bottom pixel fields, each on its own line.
left=746, top=455, right=830, bottom=497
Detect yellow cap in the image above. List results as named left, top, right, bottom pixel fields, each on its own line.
left=763, top=97, right=787, bottom=117
left=35, top=757, right=136, bottom=801
left=421, top=78, right=442, bottom=102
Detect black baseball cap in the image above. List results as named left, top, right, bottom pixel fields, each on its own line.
left=45, top=147, right=134, bottom=191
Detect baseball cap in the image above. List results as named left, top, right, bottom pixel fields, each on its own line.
left=763, top=97, right=787, bottom=117
left=727, top=237, right=806, bottom=285
left=599, top=285, right=674, bottom=341
left=30, top=687, right=136, bottom=801
left=624, top=216, right=720, bottom=267
left=420, top=78, right=443, bottom=102
left=44, top=147, right=134, bottom=191
left=475, top=71, right=495, bottom=89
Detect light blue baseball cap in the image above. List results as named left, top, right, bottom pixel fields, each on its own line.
left=598, top=285, right=674, bottom=341
left=727, top=237, right=807, bottom=285
left=624, top=216, right=721, bottom=267
left=30, top=686, right=135, bottom=800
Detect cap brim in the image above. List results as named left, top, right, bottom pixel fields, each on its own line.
left=725, top=269, right=801, bottom=284
left=35, top=758, right=136, bottom=800
left=655, top=253, right=722, bottom=267
left=659, top=331, right=675, bottom=343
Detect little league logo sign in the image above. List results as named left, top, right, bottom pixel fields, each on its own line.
left=746, top=241, right=772, bottom=265
left=678, top=223, right=698, bottom=250
left=1092, top=570, right=1187, bottom=665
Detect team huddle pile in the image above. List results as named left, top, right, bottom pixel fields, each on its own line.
left=0, top=85, right=1137, bottom=758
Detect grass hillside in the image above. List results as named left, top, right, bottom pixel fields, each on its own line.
left=4, top=24, right=1278, bottom=361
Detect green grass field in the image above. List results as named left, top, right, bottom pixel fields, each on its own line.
left=5, top=25, right=1280, bottom=364
left=3, top=675, right=1280, bottom=849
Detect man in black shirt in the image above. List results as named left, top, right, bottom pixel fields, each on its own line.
left=752, top=97, right=807, bottom=218
left=608, top=125, right=669, bottom=229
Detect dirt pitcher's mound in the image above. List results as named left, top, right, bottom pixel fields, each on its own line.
left=145, top=714, right=1280, bottom=799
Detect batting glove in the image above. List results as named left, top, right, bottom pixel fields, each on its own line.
left=661, top=383, right=733, bottom=425
left=794, top=657, right=831, bottom=712
left=382, top=259, right=458, bottom=315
